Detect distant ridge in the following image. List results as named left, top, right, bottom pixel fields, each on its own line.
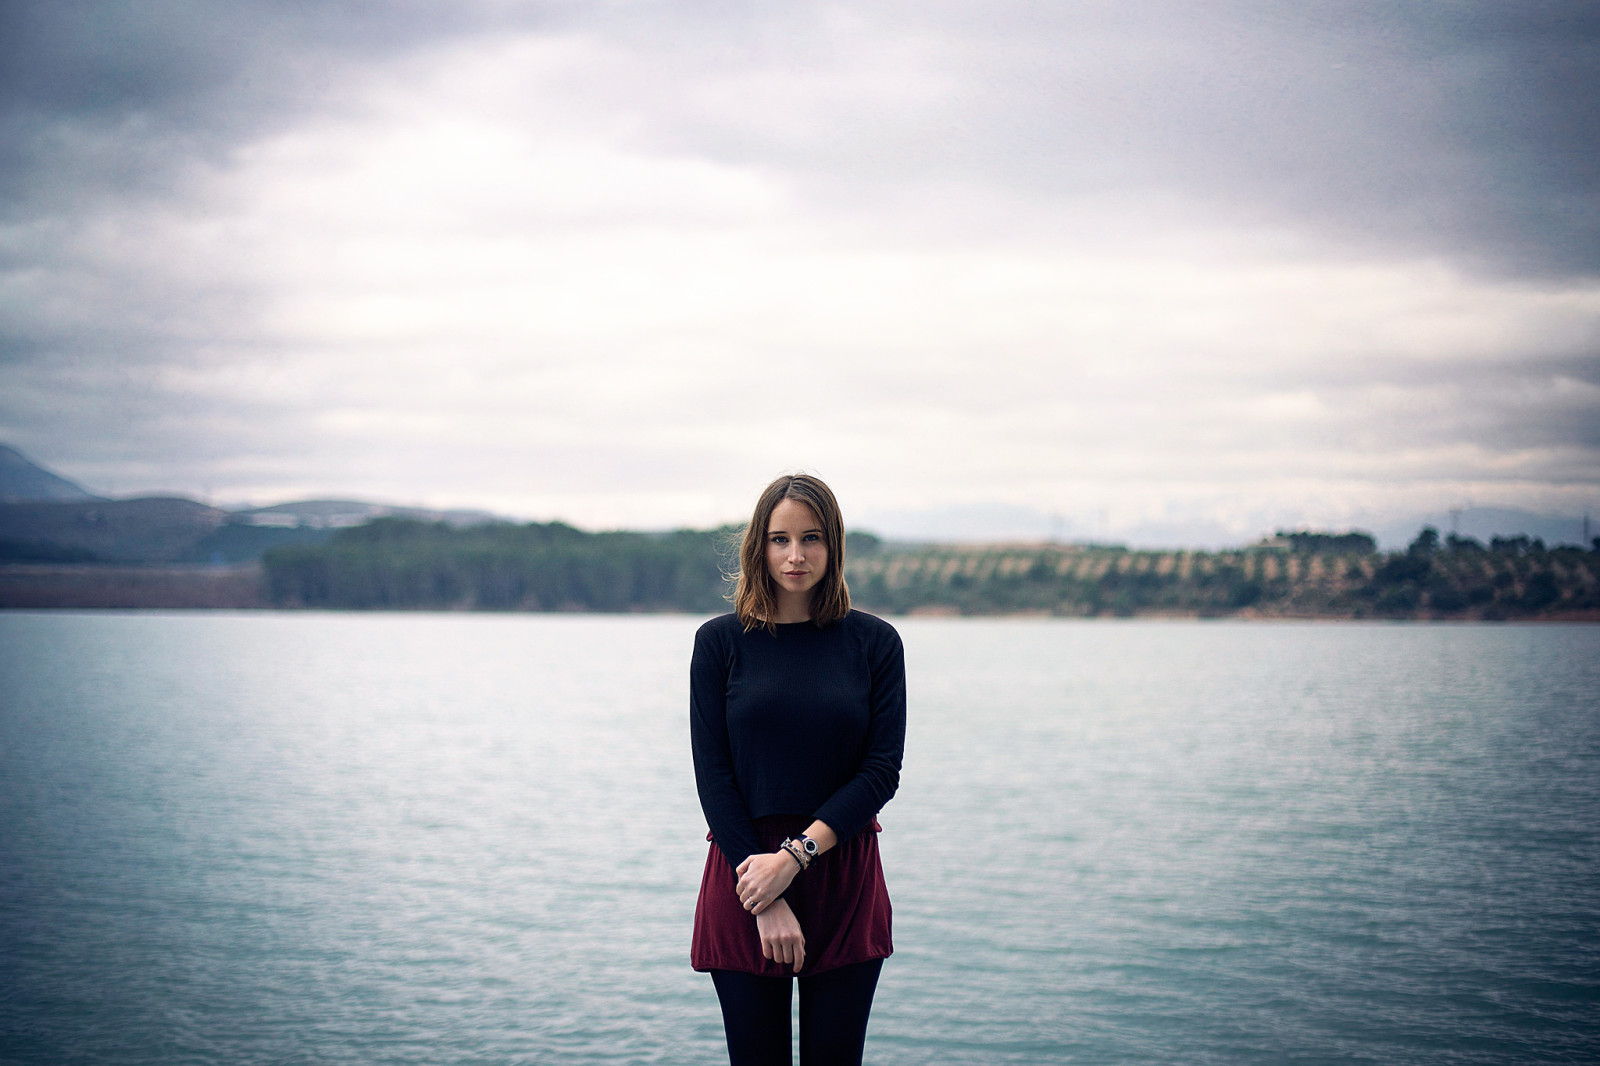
left=233, top=499, right=501, bottom=529
left=1371, top=506, right=1595, bottom=551
left=3, top=443, right=1589, bottom=558
left=854, top=501, right=1596, bottom=551
left=0, top=450, right=509, bottom=565
left=0, top=497, right=231, bottom=563
left=0, top=445, right=104, bottom=503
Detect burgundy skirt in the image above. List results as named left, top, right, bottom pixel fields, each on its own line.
left=691, top=815, right=893, bottom=977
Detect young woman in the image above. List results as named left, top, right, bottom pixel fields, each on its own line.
left=690, top=474, right=907, bottom=1066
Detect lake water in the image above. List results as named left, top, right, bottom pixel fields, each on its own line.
left=1, top=613, right=1597, bottom=1064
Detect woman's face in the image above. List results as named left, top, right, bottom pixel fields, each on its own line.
left=765, top=497, right=828, bottom=601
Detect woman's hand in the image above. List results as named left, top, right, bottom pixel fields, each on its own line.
left=734, top=850, right=799, bottom=916
left=756, top=899, right=806, bottom=972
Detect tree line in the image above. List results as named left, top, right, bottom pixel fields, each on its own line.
left=263, top=518, right=732, bottom=611
left=261, top=519, right=1600, bottom=619
left=846, top=527, right=1600, bottom=619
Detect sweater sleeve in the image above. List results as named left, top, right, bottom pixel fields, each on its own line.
left=689, top=620, right=765, bottom=871
left=812, top=620, right=906, bottom=842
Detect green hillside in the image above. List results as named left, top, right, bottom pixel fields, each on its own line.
left=258, top=520, right=1600, bottom=619
left=846, top=531, right=1599, bottom=619
left=263, top=518, right=730, bottom=612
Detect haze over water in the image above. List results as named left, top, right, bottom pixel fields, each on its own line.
left=2, top=613, right=1596, bottom=1064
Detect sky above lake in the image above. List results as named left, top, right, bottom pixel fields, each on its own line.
left=2, top=1, right=1597, bottom=543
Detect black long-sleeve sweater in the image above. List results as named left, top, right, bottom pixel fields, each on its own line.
left=690, top=610, right=906, bottom=871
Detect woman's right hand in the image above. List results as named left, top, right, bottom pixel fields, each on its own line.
left=755, top=898, right=805, bottom=972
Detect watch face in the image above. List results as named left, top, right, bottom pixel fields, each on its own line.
left=801, top=837, right=819, bottom=855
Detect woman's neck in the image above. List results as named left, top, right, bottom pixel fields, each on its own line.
left=771, top=589, right=814, bottom=624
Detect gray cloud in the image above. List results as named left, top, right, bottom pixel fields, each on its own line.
left=1, top=0, right=1597, bottom=531
left=0, top=3, right=467, bottom=211
left=552, top=1, right=1600, bottom=279
left=4, top=2, right=1599, bottom=276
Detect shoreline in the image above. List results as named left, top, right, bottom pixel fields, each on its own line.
left=3, top=564, right=1596, bottom=622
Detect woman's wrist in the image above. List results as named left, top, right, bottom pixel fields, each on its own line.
left=800, top=821, right=838, bottom=856
left=779, top=836, right=816, bottom=871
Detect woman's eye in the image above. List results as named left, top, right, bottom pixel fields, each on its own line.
left=804, top=534, right=821, bottom=542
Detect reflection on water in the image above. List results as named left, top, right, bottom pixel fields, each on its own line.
left=1, top=613, right=1596, bottom=1064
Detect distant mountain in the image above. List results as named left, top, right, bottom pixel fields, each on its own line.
left=232, top=499, right=502, bottom=529
left=854, top=502, right=1297, bottom=550
left=0, top=445, right=104, bottom=503
left=854, top=500, right=1596, bottom=552
left=0, top=497, right=230, bottom=563
left=5, top=442, right=1587, bottom=559
left=1374, top=507, right=1595, bottom=551
left=852, top=503, right=1073, bottom=545
left=0, top=446, right=515, bottom=564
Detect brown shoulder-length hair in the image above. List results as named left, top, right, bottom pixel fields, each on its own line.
left=734, top=473, right=851, bottom=632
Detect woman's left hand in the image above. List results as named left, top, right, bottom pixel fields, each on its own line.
left=735, top=851, right=799, bottom=916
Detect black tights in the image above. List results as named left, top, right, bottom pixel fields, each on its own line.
left=709, top=958, right=883, bottom=1066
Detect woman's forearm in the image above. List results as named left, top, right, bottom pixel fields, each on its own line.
left=735, top=819, right=841, bottom=915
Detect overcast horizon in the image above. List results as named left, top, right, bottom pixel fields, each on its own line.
left=3, top=2, right=1597, bottom=546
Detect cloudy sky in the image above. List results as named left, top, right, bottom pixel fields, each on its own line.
left=2, top=1, right=1597, bottom=544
